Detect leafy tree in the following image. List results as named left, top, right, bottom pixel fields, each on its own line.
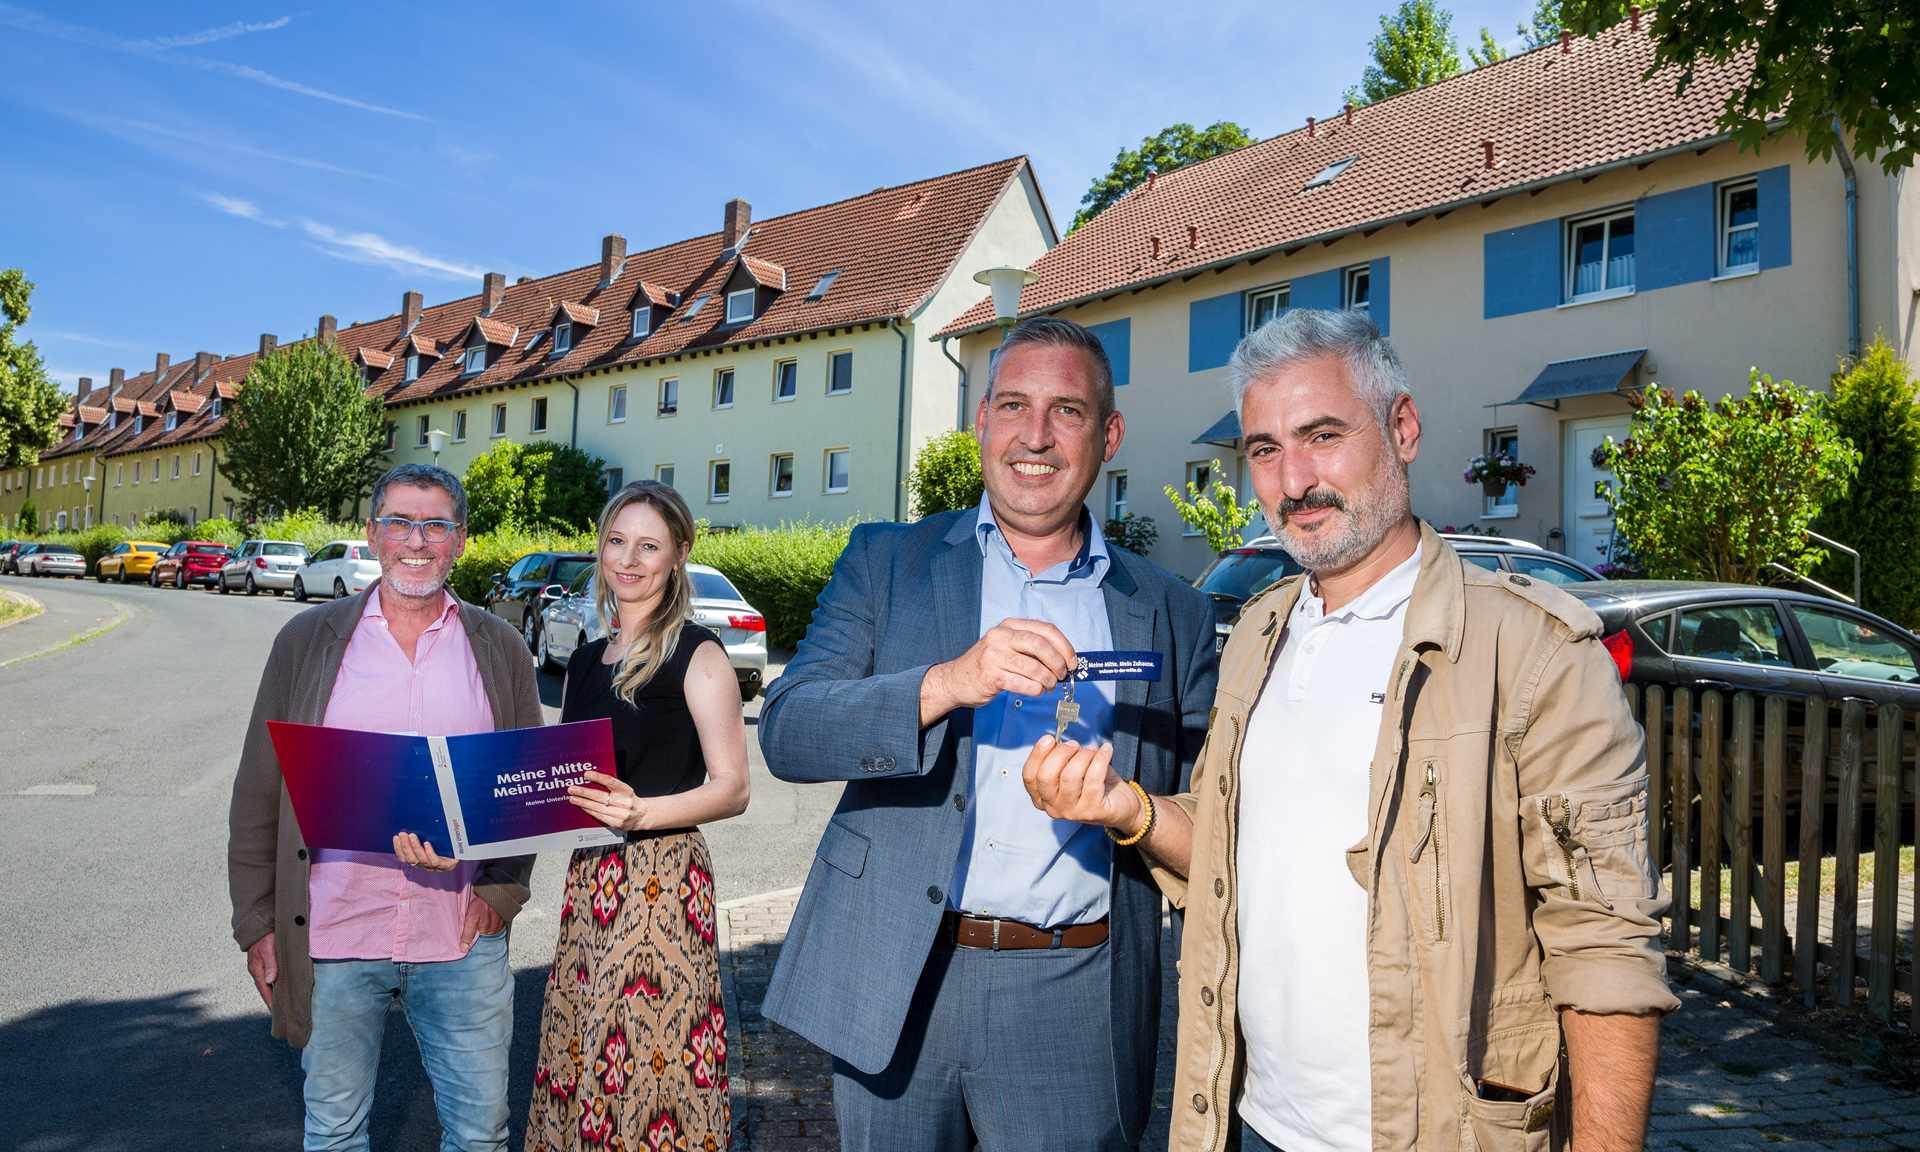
left=1602, top=374, right=1859, bottom=585
left=1518, top=0, right=1564, bottom=48
left=1104, top=512, right=1160, bottom=556
left=0, top=269, right=68, bottom=472
left=463, top=439, right=609, bottom=535
left=1347, top=0, right=1463, bottom=106
left=1559, top=0, right=1920, bottom=173
left=1468, top=26, right=1508, bottom=67
left=1812, top=337, right=1920, bottom=626
left=1164, top=459, right=1261, bottom=554
left=221, top=341, right=387, bottom=520
left=906, top=430, right=983, bottom=518
left=1072, top=121, right=1254, bottom=231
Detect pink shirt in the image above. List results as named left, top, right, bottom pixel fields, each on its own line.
left=308, top=586, right=497, bottom=962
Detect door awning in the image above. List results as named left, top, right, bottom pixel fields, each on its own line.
left=1193, top=409, right=1241, bottom=449
left=1491, top=348, right=1646, bottom=410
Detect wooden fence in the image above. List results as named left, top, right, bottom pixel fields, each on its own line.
left=1627, top=685, right=1917, bottom=1027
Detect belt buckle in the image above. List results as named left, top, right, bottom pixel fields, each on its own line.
left=991, top=918, right=1001, bottom=951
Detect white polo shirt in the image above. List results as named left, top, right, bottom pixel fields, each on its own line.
left=1236, top=546, right=1420, bottom=1152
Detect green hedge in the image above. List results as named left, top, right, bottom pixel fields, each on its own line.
left=450, top=526, right=596, bottom=604
left=250, top=510, right=365, bottom=557
left=690, top=519, right=856, bottom=649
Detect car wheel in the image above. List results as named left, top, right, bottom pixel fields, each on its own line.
left=176, top=569, right=187, bottom=590
left=148, top=569, right=159, bottom=588
left=95, top=568, right=107, bottom=583
left=293, top=577, right=308, bottom=602
left=333, top=578, right=347, bottom=599
left=522, top=611, right=539, bottom=654
left=245, top=574, right=258, bottom=596
left=537, top=626, right=557, bottom=671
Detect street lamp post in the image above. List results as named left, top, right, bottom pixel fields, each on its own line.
left=973, top=266, right=1038, bottom=339
left=426, top=429, right=448, bottom=468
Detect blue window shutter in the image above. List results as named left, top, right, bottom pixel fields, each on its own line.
left=1637, top=182, right=1716, bottom=290
left=1483, top=219, right=1561, bottom=318
left=1756, top=165, right=1791, bottom=270
left=1370, top=257, right=1390, bottom=336
left=1087, top=318, right=1131, bottom=386
left=1291, top=268, right=1342, bottom=311
left=1188, top=291, right=1242, bottom=373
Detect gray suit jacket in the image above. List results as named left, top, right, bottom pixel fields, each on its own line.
left=758, top=507, right=1218, bottom=1142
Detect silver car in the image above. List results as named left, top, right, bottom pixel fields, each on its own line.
left=19, top=543, right=85, bottom=577
left=293, top=539, right=381, bottom=601
left=539, top=562, right=770, bottom=700
left=218, top=539, right=309, bottom=596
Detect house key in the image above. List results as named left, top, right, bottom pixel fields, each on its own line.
left=1054, top=659, right=1083, bottom=738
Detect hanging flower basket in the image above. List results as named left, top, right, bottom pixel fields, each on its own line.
left=1481, top=476, right=1509, bottom=499
left=1464, top=453, right=1536, bottom=499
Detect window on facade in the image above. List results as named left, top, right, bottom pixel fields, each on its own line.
left=192, top=452, right=202, bottom=476
left=453, top=410, right=468, bottom=442
left=631, top=308, right=651, bottom=340
left=604, top=467, right=624, bottom=494
left=152, top=459, right=160, bottom=481
left=115, top=463, right=123, bottom=487
left=709, top=460, right=731, bottom=502
left=211, top=397, right=222, bottom=417
left=166, top=411, right=178, bottom=431
left=384, top=422, right=397, bottom=451
left=774, top=359, right=798, bottom=401
left=771, top=453, right=794, bottom=497
left=1247, top=285, right=1289, bottom=331
left=132, top=464, right=140, bottom=486
left=1107, top=471, right=1129, bottom=521
left=405, top=354, right=420, bottom=382
left=825, top=448, right=850, bottom=493
left=531, top=396, right=549, bottom=433
left=1182, top=462, right=1213, bottom=535
left=725, top=288, right=755, bottom=325
left=609, top=385, right=628, bottom=423
left=659, top=378, right=679, bottom=415
left=656, top=464, right=675, bottom=488
left=1720, top=181, right=1759, bottom=275
left=491, top=403, right=507, bottom=436
left=417, top=415, right=431, bottom=446
left=1566, top=209, right=1636, bottom=301
left=171, top=454, right=180, bottom=479
left=828, top=351, right=853, bottom=395
left=713, top=369, right=735, bottom=409
left=463, top=344, right=488, bottom=376
left=1484, top=428, right=1519, bottom=517
left=1344, top=266, right=1371, bottom=311
left=552, top=321, right=572, bottom=356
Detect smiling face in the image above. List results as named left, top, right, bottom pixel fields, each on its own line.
left=367, top=482, right=466, bottom=603
left=974, top=342, right=1124, bottom=539
left=600, top=499, right=686, bottom=616
left=1240, top=352, right=1421, bottom=575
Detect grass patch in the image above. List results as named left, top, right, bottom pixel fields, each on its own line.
left=0, top=590, right=41, bottom=628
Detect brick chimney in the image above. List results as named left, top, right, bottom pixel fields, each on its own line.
left=1344, top=101, right=1354, bottom=125
left=1483, top=140, right=1496, bottom=169
left=402, top=291, right=422, bottom=334
left=722, top=199, right=751, bottom=250
left=258, top=332, right=278, bottom=358
left=1628, top=4, right=1640, bottom=30
left=1307, top=116, right=1316, bottom=138
left=77, top=376, right=91, bottom=400
left=600, top=234, right=626, bottom=288
left=109, top=367, right=125, bottom=394
left=480, top=272, right=505, bottom=316
left=1559, top=29, right=1572, bottom=53
left=194, top=351, right=216, bottom=380
left=154, top=351, right=171, bottom=379
left=318, top=314, right=337, bottom=345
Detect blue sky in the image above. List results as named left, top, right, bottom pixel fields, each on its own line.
left=0, top=0, right=1533, bottom=393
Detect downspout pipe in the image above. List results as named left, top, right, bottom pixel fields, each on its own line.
left=939, top=334, right=970, bottom=431
left=564, top=379, right=581, bottom=449
left=892, top=321, right=911, bottom=521
left=207, top=448, right=217, bottom=521
left=1833, top=114, right=1862, bottom=360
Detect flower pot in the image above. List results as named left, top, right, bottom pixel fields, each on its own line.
left=1480, top=477, right=1509, bottom=499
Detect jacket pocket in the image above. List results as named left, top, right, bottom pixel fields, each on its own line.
left=816, top=818, right=870, bottom=879
left=1405, top=759, right=1449, bottom=942
left=1523, top=780, right=1653, bottom=912
left=1458, top=1062, right=1558, bottom=1152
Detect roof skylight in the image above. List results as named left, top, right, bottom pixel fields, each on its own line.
left=1304, top=156, right=1358, bottom=190
left=807, top=271, right=841, bottom=301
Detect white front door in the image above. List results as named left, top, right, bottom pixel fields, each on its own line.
left=1561, top=415, right=1632, bottom=567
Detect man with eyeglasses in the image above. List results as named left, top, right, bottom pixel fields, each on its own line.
left=228, top=463, right=544, bottom=1151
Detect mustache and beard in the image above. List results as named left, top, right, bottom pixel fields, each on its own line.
left=1272, top=453, right=1412, bottom=574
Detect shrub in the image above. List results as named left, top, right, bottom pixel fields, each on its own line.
left=1164, top=459, right=1260, bottom=554
left=464, top=440, right=608, bottom=535
left=691, top=519, right=857, bottom=649
left=1813, top=338, right=1920, bottom=627
left=17, top=499, right=35, bottom=534
left=251, top=509, right=364, bottom=557
left=1104, top=513, right=1159, bottom=555
left=450, top=525, right=596, bottom=604
left=906, top=430, right=982, bottom=518
left=64, top=523, right=127, bottom=570
left=190, top=518, right=245, bottom=549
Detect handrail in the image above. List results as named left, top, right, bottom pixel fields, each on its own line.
left=1766, top=562, right=1856, bottom=604
left=1805, top=529, right=1861, bottom=606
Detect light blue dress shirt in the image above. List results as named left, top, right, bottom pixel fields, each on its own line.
left=949, top=495, right=1115, bottom=927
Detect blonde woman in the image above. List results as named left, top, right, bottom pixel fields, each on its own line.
left=526, top=481, right=750, bottom=1152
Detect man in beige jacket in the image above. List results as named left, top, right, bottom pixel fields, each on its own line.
left=1025, top=309, right=1675, bottom=1152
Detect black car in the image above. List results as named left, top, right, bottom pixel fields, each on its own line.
left=486, top=551, right=595, bottom=651
left=1563, top=581, right=1920, bottom=709
left=1196, top=534, right=1602, bottom=646
left=0, top=540, right=21, bottom=575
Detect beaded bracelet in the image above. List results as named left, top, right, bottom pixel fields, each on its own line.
left=1108, top=779, right=1156, bottom=847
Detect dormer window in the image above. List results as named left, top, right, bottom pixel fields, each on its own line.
left=463, top=344, right=488, bottom=376
left=166, top=411, right=178, bottom=431
left=211, top=397, right=223, bottom=417
left=109, top=411, right=119, bottom=429
left=725, top=288, right=756, bottom=325
left=631, top=308, right=651, bottom=340
left=135, top=414, right=146, bottom=433
left=405, top=354, right=420, bottom=382
left=553, top=321, right=572, bottom=356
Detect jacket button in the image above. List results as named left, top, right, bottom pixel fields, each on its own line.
left=1217, top=775, right=1228, bottom=796
left=296, top=848, right=308, bottom=861
left=1192, top=1094, right=1208, bottom=1114
left=926, top=885, right=943, bottom=904
left=292, top=915, right=306, bottom=927
left=1510, top=573, right=1532, bottom=587
left=952, top=793, right=967, bottom=812
left=1201, top=986, right=1215, bottom=1006
left=1213, top=878, right=1225, bottom=899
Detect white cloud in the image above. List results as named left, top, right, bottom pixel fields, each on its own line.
left=64, top=111, right=398, bottom=183
left=145, top=15, right=290, bottom=49
left=297, top=220, right=489, bottom=282
left=201, top=193, right=286, bottom=226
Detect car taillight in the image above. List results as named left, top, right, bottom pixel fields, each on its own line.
left=254, top=557, right=268, bottom=569
left=1601, top=629, right=1634, bottom=681
left=728, top=614, right=766, bottom=633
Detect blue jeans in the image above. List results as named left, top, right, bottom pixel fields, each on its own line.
left=300, top=929, right=513, bottom=1152
left=1240, top=1120, right=1282, bottom=1151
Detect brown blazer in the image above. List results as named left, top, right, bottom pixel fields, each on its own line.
left=226, top=587, right=544, bottom=1048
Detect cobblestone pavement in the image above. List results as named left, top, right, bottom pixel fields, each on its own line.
left=719, top=889, right=1920, bottom=1152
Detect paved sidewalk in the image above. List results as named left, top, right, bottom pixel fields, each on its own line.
left=719, top=890, right=1920, bottom=1152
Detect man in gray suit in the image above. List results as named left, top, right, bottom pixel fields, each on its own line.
left=759, top=316, right=1220, bottom=1151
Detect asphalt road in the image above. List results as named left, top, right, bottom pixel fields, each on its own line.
left=0, top=571, right=840, bottom=1151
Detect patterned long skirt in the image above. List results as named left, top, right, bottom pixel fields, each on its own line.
left=525, top=830, right=730, bottom=1152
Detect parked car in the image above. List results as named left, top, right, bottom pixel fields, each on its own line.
left=1562, top=581, right=1920, bottom=709
left=218, top=539, right=309, bottom=596
left=293, top=539, right=381, bottom=601
left=538, top=562, right=770, bottom=700
left=150, top=540, right=232, bottom=588
left=1195, top=533, right=1604, bottom=646
left=485, top=550, right=595, bottom=651
left=19, top=543, right=85, bottom=577
left=96, top=540, right=169, bottom=584
left=0, top=541, right=26, bottom=574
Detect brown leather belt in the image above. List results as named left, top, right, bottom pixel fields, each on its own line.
left=941, top=911, right=1109, bottom=951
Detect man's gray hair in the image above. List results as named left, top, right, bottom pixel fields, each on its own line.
left=1229, top=308, right=1410, bottom=426
left=985, top=315, right=1115, bottom=418
left=369, top=463, right=468, bottom=525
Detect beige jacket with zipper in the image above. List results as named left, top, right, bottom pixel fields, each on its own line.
left=1153, top=524, right=1677, bottom=1152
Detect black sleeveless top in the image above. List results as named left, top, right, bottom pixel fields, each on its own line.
left=561, top=621, right=721, bottom=799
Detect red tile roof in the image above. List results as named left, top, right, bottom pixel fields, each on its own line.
left=631, top=281, right=676, bottom=309
left=556, top=300, right=600, bottom=327
left=357, top=348, right=395, bottom=371
left=468, top=316, right=517, bottom=347
left=739, top=255, right=787, bottom=290
left=171, top=391, right=207, bottom=414
left=407, top=332, right=441, bottom=357
left=76, top=406, right=107, bottom=423
left=941, top=22, right=1753, bottom=336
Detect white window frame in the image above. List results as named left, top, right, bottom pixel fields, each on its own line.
left=656, top=463, right=675, bottom=488
left=463, top=343, right=488, bottom=376
left=416, top=414, right=431, bottom=447
left=1246, top=284, right=1289, bottom=331
left=490, top=403, right=507, bottom=437
left=1484, top=428, right=1520, bottom=519
left=171, top=454, right=180, bottom=479
left=773, top=359, right=798, bottom=402
left=713, top=368, right=735, bottom=410
left=770, top=453, right=794, bottom=498
left=384, top=422, right=396, bottom=451
left=211, top=397, right=222, bottom=417
left=405, top=353, right=420, bottom=382
left=708, top=459, right=731, bottom=503
left=658, top=377, right=679, bottom=416
left=192, top=452, right=202, bottom=476
left=631, top=307, right=651, bottom=340
left=1343, top=265, right=1371, bottom=312
left=151, top=459, right=160, bottom=480
left=453, top=410, right=468, bottom=442
left=1718, top=179, right=1760, bottom=277
left=531, top=396, right=549, bottom=434
left=1182, top=461, right=1214, bottom=536
left=1563, top=207, right=1636, bottom=304
left=603, top=467, right=623, bottom=494
left=132, top=463, right=140, bottom=486
left=725, top=288, right=756, bottom=325
left=166, top=411, right=178, bottom=431
left=1107, top=470, right=1129, bottom=522
left=115, top=463, right=123, bottom=487
left=824, top=447, right=851, bottom=494
left=552, top=320, right=572, bottom=356
left=608, top=384, right=628, bottom=423
left=827, top=350, right=854, bottom=396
